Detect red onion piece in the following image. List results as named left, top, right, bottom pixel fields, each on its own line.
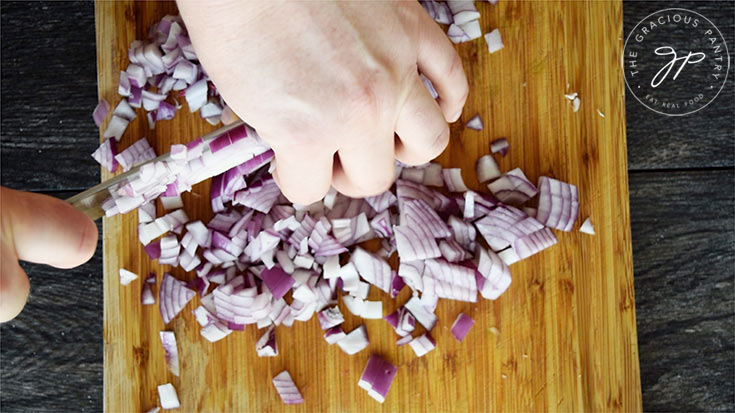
left=579, top=217, right=595, bottom=235
left=159, top=273, right=195, bottom=324
left=91, top=138, right=119, bottom=173
left=404, top=296, right=437, bottom=331
left=450, top=312, right=474, bottom=341
left=442, top=168, right=469, bottom=192
left=317, top=306, right=344, bottom=329
left=272, top=371, right=304, bottom=405
left=394, top=224, right=441, bottom=262
left=396, top=335, right=413, bottom=346
left=93, top=99, right=110, bottom=127
left=142, top=281, right=156, bottom=305
left=490, top=138, right=509, bottom=156
left=514, top=227, right=558, bottom=259
left=487, top=168, right=538, bottom=204
left=159, top=331, right=180, bottom=376
left=358, top=354, right=398, bottom=403
left=336, top=325, right=369, bottom=355
left=351, top=247, right=392, bottom=293
left=447, top=0, right=481, bottom=25
left=256, top=325, right=278, bottom=357
left=423, top=259, right=477, bottom=302
left=473, top=246, right=512, bottom=299
left=475, top=154, right=501, bottom=183
left=465, top=114, right=484, bottom=131
left=103, top=115, right=129, bottom=141
left=409, top=333, right=437, bottom=357
left=324, top=326, right=346, bottom=344
left=536, top=176, right=579, bottom=231
left=484, top=29, right=504, bottom=53
left=115, top=138, right=156, bottom=172
left=119, top=268, right=138, bottom=286
left=420, top=0, right=453, bottom=25
left=157, top=383, right=180, bottom=410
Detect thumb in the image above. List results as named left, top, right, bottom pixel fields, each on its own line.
left=1, top=187, right=98, bottom=322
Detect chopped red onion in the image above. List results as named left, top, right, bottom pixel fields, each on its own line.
left=409, top=333, right=436, bottom=357
left=317, top=306, right=344, bottom=329
left=361, top=300, right=383, bottom=319
left=475, top=154, right=500, bottom=183
left=487, top=168, right=538, bottom=205
left=358, top=354, right=398, bottom=403
left=394, top=224, right=441, bottom=262
left=514, top=227, right=558, bottom=259
left=91, top=138, right=119, bottom=173
left=396, top=335, right=413, bottom=346
left=423, top=259, right=477, bottom=302
left=448, top=20, right=482, bottom=44
left=351, top=247, right=392, bottom=293
left=401, top=167, right=425, bottom=184
left=404, top=296, right=437, bottom=331
left=93, top=99, right=110, bottom=127
left=536, top=176, right=579, bottom=231
left=336, top=325, right=369, bottom=355
left=484, top=28, right=504, bottom=53
left=579, top=217, right=595, bottom=235
left=324, top=326, right=346, bottom=344
left=473, top=246, right=511, bottom=299
left=490, top=138, right=509, bottom=156
left=272, top=371, right=304, bottom=405
left=442, top=168, right=469, bottom=192
left=465, top=114, right=484, bottom=131
left=115, top=138, right=156, bottom=172
left=103, top=115, right=129, bottom=141
left=497, top=247, right=521, bottom=266
left=420, top=0, right=453, bottom=25
left=119, top=268, right=138, bottom=285
left=157, top=383, right=180, bottom=410
left=447, top=0, right=481, bottom=25
left=112, top=99, right=137, bottom=121
left=185, top=78, right=208, bottom=112
left=159, top=273, right=195, bottom=324
left=422, top=163, right=444, bottom=187
left=450, top=312, right=474, bottom=341
left=159, top=331, right=180, bottom=376
left=256, top=326, right=278, bottom=357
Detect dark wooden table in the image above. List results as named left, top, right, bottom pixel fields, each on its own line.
left=1, top=1, right=732, bottom=411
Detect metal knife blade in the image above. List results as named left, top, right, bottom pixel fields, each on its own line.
left=66, top=121, right=245, bottom=220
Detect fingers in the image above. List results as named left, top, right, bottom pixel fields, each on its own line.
left=394, top=74, right=450, bottom=165
left=269, top=143, right=335, bottom=205
left=0, top=241, right=30, bottom=322
left=2, top=187, right=98, bottom=269
left=331, top=128, right=395, bottom=198
left=416, top=12, right=469, bottom=123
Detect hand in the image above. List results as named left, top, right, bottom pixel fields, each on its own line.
left=0, top=187, right=98, bottom=322
left=178, top=0, right=468, bottom=204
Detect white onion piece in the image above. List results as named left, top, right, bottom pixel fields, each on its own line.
left=272, top=371, right=304, bottom=405
left=336, top=325, right=369, bottom=355
left=573, top=96, right=581, bottom=112
left=159, top=331, right=180, bottom=376
left=409, top=333, right=437, bottom=357
left=112, top=99, right=137, bottom=121
left=185, top=78, right=208, bottom=112
left=352, top=281, right=370, bottom=300
left=484, top=29, right=504, bottom=53
left=157, top=383, right=180, bottom=410
left=119, top=268, right=138, bottom=285
left=448, top=19, right=482, bottom=44
left=579, top=217, right=595, bottom=235
left=339, top=262, right=360, bottom=292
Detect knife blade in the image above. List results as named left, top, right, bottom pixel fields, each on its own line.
left=66, top=120, right=245, bottom=220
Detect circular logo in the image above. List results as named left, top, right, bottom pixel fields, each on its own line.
left=624, top=8, right=729, bottom=116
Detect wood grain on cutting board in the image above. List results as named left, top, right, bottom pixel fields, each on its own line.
left=96, top=1, right=641, bottom=411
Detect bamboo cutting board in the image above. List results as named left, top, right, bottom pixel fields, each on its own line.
left=96, top=1, right=641, bottom=411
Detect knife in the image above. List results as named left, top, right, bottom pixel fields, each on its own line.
left=66, top=120, right=245, bottom=221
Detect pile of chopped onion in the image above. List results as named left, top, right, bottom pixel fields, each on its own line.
left=102, top=4, right=594, bottom=407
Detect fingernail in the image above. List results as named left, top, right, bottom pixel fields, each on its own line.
left=450, top=109, right=462, bottom=122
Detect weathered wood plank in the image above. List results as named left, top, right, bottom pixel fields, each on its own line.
left=622, top=1, right=735, bottom=170
left=629, top=169, right=734, bottom=412
left=0, top=1, right=99, bottom=191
